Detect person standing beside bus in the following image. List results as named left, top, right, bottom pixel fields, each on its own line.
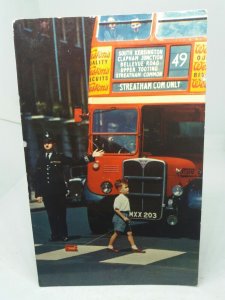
left=34, top=132, right=104, bottom=242
left=107, top=178, right=145, bottom=253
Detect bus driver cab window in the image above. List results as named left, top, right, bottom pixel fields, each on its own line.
left=92, top=109, right=137, bottom=154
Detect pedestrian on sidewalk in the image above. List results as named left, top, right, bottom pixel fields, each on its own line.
left=34, top=131, right=103, bottom=242
left=107, top=178, right=145, bottom=253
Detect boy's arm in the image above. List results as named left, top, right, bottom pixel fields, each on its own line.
left=114, top=208, right=129, bottom=222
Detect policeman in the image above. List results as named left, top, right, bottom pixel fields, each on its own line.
left=34, top=132, right=103, bottom=241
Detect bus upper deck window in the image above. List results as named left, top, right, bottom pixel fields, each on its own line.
left=97, top=14, right=152, bottom=42
left=156, top=9, right=207, bottom=39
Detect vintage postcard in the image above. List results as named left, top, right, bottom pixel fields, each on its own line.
left=13, top=9, right=207, bottom=286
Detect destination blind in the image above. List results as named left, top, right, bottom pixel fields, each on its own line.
left=113, top=81, right=188, bottom=92
left=114, top=47, right=166, bottom=79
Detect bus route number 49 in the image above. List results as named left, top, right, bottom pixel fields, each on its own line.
left=172, top=52, right=188, bottom=67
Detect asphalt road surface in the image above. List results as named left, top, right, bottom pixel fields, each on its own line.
left=31, top=207, right=200, bottom=286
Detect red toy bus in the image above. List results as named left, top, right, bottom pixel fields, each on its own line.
left=75, top=10, right=207, bottom=233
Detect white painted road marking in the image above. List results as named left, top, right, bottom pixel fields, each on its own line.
left=36, top=245, right=186, bottom=265
left=100, top=249, right=186, bottom=265
left=36, top=245, right=106, bottom=260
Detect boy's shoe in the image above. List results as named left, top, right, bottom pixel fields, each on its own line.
left=131, top=248, right=146, bottom=253
left=107, top=247, right=119, bottom=253
left=61, top=236, right=69, bottom=242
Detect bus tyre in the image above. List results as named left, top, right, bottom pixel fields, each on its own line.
left=87, top=203, right=113, bottom=234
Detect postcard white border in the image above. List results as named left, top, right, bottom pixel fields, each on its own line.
left=1, top=0, right=225, bottom=299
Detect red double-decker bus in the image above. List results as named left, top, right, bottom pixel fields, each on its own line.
left=75, top=10, right=207, bottom=233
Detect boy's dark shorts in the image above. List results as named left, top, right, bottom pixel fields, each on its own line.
left=112, top=212, right=131, bottom=233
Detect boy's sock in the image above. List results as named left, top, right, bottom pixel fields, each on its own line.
left=131, top=245, right=138, bottom=250
left=107, top=244, right=119, bottom=253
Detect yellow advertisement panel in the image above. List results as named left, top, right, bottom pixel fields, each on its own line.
left=89, top=46, right=112, bottom=96
left=190, top=42, right=207, bottom=92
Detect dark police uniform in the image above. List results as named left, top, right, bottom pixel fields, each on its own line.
left=35, top=149, right=94, bottom=241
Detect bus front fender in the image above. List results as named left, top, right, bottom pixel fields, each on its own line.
left=83, top=183, right=105, bottom=203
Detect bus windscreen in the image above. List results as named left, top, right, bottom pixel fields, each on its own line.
left=92, top=109, right=138, bottom=154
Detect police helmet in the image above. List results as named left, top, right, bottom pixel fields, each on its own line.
left=43, top=131, right=55, bottom=144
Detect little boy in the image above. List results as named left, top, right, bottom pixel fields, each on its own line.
left=107, top=178, right=145, bottom=253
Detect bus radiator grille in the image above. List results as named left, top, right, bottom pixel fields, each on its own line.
left=123, top=159, right=166, bottom=218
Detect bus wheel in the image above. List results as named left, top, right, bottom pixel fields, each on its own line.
left=87, top=202, right=113, bottom=234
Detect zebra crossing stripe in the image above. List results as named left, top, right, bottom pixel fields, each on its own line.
left=100, top=249, right=186, bottom=265
left=36, top=245, right=106, bottom=260
left=36, top=244, right=185, bottom=266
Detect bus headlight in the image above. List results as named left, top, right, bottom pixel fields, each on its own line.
left=101, top=181, right=113, bottom=194
left=92, top=161, right=100, bottom=170
left=172, top=185, right=183, bottom=197
left=167, top=214, right=178, bottom=226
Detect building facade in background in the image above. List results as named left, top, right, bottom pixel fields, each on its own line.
left=14, top=17, right=95, bottom=194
